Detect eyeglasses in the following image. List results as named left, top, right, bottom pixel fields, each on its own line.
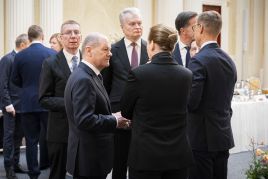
left=192, top=24, right=201, bottom=31
left=61, top=30, right=81, bottom=37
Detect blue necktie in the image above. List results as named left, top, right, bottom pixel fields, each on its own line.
left=185, top=46, right=190, bottom=68
left=71, top=56, right=78, bottom=72
left=184, top=46, right=191, bottom=68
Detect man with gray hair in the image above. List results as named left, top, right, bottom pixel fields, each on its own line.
left=64, top=32, right=130, bottom=179
left=0, top=33, right=29, bottom=179
left=173, top=11, right=197, bottom=67
left=101, top=7, right=149, bottom=179
left=188, top=11, right=237, bottom=179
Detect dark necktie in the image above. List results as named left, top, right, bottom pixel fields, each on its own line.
left=98, top=74, right=103, bottom=84
left=131, top=42, right=138, bottom=69
left=71, top=56, right=78, bottom=72
left=185, top=46, right=190, bottom=68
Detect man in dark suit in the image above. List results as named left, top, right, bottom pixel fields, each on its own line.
left=0, top=33, right=29, bottom=179
left=39, top=20, right=82, bottom=179
left=172, top=11, right=197, bottom=67
left=11, top=25, right=56, bottom=179
left=101, top=7, right=149, bottom=179
left=188, top=11, right=237, bottom=179
left=64, top=32, right=129, bottom=179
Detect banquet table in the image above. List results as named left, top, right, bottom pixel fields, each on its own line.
left=230, top=100, right=268, bottom=153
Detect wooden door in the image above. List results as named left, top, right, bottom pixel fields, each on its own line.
left=202, top=5, right=221, bottom=46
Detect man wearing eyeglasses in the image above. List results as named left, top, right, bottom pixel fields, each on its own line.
left=39, top=20, right=82, bottom=179
left=187, top=11, right=237, bottom=179
left=172, top=11, right=197, bottom=68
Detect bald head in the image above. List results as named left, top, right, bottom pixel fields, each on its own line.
left=82, top=32, right=108, bottom=56
left=81, top=32, right=112, bottom=71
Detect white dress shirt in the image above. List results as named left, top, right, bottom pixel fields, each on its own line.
left=178, top=39, right=189, bottom=67
left=63, top=49, right=80, bottom=71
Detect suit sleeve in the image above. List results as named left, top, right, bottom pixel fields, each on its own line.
left=188, top=59, right=206, bottom=112
left=72, top=78, right=117, bottom=132
left=0, top=57, right=12, bottom=107
left=11, top=55, right=22, bottom=87
left=120, top=71, right=139, bottom=120
left=39, top=59, right=65, bottom=111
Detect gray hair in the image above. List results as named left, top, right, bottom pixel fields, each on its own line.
left=198, top=11, right=222, bottom=37
left=81, top=32, right=107, bottom=55
left=15, top=34, right=28, bottom=48
left=119, top=7, right=141, bottom=25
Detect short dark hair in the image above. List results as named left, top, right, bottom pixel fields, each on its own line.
left=175, top=11, right=197, bottom=34
left=28, top=25, right=43, bottom=42
left=198, top=11, right=222, bottom=37
left=15, top=34, right=28, bottom=48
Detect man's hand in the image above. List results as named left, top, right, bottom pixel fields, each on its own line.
left=112, top=111, right=131, bottom=129
left=5, top=104, right=16, bottom=117
left=117, top=117, right=131, bottom=129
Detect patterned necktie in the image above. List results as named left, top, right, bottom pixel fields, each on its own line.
left=98, top=74, right=103, bottom=84
left=131, top=42, right=138, bottom=69
left=185, top=46, right=190, bottom=68
left=71, top=56, right=78, bottom=72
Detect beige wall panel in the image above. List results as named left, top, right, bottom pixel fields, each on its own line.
left=63, top=0, right=134, bottom=43
left=0, top=0, right=4, bottom=57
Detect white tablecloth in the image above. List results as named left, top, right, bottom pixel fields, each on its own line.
left=230, top=100, right=268, bottom=153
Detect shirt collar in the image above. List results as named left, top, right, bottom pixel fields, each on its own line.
left=81, top=60, right=100, bottom=75
left=31, top=40, right=43, bottom=44
left=63, top=49, right=80, bottom=64
left=124, top=38, right=141, bottom=48
left=200, top=41, right=217, bottom=49
left=178, top=39, right=188, bottom=50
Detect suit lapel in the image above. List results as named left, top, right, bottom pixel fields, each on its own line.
left=92, top=75, right=112, bottom=112
left=55, top=51, right=71, bottom=79
left=80, top=63, right=112, bottom=112
left=172, top=43, right=183, bottom=65
left=116, top=39, right=131, bottom=69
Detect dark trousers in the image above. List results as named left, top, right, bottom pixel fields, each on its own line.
left=3, top=111, right=23, bottom=168
left=112, top=129, right=131, bottom=179
left=129, top=167, right=189, bottom=179
left=189, top=150, right=229, bottom=179
left=21, top=112, right=48, bottom=177
left=48, top=142, right=67, bottom=179
left=39, top=117, right=49, bottom=168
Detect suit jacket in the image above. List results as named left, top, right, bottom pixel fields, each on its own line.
left=12, top=43, right=56, bottom=113
left=39, top=50, right=81, bottom=143
left=187, top=43, right=237, bottom=151
left=172, top=43, right=183, bottom=66
left=64, top=62, right=117, bottom=176
left=0, top=50, right=21, bottom=112
left=121, top=52, right=194, bottom=171
left=101, top=38, right=149, bottom=112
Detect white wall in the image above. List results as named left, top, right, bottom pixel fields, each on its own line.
left=0, top=0, right=4, bottom=57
